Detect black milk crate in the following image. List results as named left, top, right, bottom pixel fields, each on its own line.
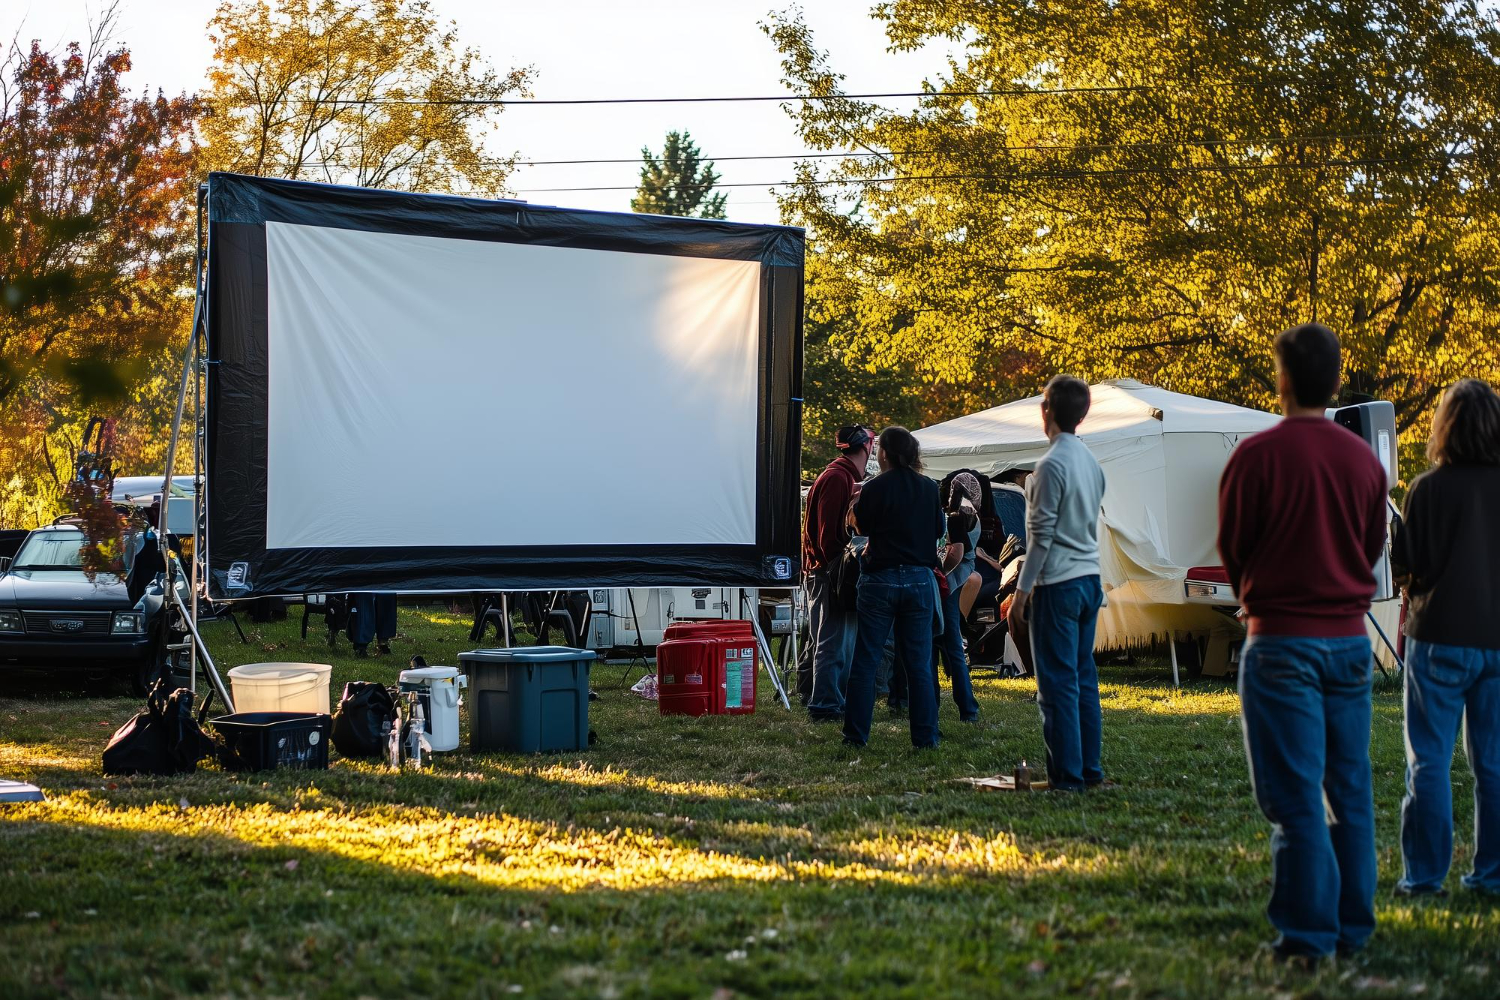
left=211, top=712, right=331, bottom=771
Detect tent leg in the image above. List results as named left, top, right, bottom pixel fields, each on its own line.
left=1168, top=631, right=1181, bottom=688
left=1367, top=610, right=1400, bottom=679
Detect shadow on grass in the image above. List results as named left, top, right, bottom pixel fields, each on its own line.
left=4, top=799, right=1494, bottom=1000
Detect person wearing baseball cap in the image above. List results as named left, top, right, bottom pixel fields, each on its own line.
left=801, top=424, right=873, bottom=719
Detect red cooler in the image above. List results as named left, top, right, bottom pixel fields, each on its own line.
left=657, top=620, right=757, bottom=716
left=657, top=638, right=717, bottom=716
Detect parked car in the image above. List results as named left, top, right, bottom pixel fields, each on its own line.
left=0, top=523, right=178, bottom=693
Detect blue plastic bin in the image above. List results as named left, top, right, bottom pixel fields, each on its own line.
left=458, top=646, right=594, bottom=753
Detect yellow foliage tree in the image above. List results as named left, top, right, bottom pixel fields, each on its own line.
left=766, top=1, right=1500, bottom=464
left=202, top=0, right=532, bottom=196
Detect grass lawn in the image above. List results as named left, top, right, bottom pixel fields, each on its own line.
left=1, top=606, right=1496, bottom=998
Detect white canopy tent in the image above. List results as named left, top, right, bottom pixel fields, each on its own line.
left=912, top=379, right=1399, bottom=666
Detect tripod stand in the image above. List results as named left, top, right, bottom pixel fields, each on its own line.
left=618, top=588, right=653, bottom=684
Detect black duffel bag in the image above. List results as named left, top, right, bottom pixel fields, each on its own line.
left=331, top=681, right=398, bottom=758
left=103, top=680, right=217, bottom=776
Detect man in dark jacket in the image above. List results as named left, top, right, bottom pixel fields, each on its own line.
left=801, top=426, right=872, bottom=719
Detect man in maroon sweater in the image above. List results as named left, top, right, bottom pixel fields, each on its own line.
left=1218, top=323, right=1388, bottom=963
left=801, top=426, right=872, bottom=719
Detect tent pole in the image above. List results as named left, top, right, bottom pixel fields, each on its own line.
left=1167, top=632, right=1181, bottom=688
left=1367, top=610, right=1401, bottom=679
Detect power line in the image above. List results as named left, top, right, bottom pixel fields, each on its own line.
left=513, top=134, right=1386, bottom=166
left=512, top=157, right=1457, bottom=194
left=249, top=79, right=1365, bottom=108
left=258, top=132, right=1420, bottom=172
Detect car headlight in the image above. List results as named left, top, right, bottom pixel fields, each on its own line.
left=112, top=612, right=145, bottom=634
left=0, top=609, right=21, bottom=633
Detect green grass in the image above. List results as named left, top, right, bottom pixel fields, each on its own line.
left=1, top=607, right=1496, bottom=998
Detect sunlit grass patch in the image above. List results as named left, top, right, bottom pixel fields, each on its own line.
left=3, top=607, right=1498, bottom=998
left=16, top=790, right=1102, bottom=895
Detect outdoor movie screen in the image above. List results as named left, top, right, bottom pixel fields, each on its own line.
left=204, top=173, right=803, bottom=599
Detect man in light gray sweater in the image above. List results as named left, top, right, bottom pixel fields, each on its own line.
left=1006, top=375, right=1107, bottom=792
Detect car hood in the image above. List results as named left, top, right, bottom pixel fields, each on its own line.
left=0, top=569, right=131, bottom=609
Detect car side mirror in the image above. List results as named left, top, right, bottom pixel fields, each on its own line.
left=0, top=556, right=10, bottom=574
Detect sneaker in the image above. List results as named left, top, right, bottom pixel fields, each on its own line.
left=353, top=644, right=369, bottom=659
left=841, top=737, right=866, bottom=748
left=377, top=642, right=392, bottom=655
left=1085, top=778, right=1119, bottom=790
left=1394, top=884, right=1449, bottom=899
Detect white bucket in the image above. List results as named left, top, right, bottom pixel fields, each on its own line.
left=228, top=662, right=333, bottom=715
left=398, top=665, right=465, bottom=752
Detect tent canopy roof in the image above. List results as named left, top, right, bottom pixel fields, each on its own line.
left=915, top=379, right=1278, bottom=462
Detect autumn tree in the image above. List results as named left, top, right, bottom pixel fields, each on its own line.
left=203, top=0, right=532, bottom=197
left=0, top=7, right=198, bottom=526
left=632, top=130, right=728, bottom=218
left=766, top=2, right=1500, bottom=450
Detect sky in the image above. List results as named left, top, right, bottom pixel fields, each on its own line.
left=3, top=0, right=955, bottom=224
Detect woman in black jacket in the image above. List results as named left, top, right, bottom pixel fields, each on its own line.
left=841, top=427, right=944, bottom=749
left=1391, top=378, right=1500, bottom=897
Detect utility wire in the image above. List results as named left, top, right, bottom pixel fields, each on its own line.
left=516, top=134, right=1387, bottom=165
left=260, top=133, right=1393, bottom=169
left=250, top=79, right=1387, bottom=107
left=512, top=156, right=1462, bottom=194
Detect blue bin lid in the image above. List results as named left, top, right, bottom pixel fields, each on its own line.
left=459, top=646, right=596, bottom=664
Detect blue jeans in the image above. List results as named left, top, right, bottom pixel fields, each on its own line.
left=843, top=566, right=938, bottom=747
left=1239, top=634, right=1376, bottom=957
left=805, top=570, right=857, bottom=718
left=1030, top=575, right=1103, bottom=791
left=348, top=593, right=397, bottom=646
left=936, top=585, right=980, bottom=720
left=1400, top=638, right=1500, bottom=894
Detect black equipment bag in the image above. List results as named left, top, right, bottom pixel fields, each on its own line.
left=331, top=681, right=399, bottom=758
left=834, top=536, right=866, bottom=612
left=103, top=679, right=217, bottom=776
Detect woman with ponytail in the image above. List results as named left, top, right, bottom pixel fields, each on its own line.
left=842, top=426, right=945, bottom=748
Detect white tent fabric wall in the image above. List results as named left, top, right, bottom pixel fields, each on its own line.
left=913, top=379, right=1401, bottom=663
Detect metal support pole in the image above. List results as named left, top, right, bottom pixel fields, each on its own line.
left=189, top=331, right=201, bottom=694
left=161, top=184, right=208, bottom=694
left=743, top=591, right=791, bottom=710
left=172, top=588, right=234, bottom=713
left=500, top=593, right=511, bottom=647
left=1167, top=631, right=1181, bottom=688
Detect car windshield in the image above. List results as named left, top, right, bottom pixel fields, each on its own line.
left=12, top=531, right=137, bottom=573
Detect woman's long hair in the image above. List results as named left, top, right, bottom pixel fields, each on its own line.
left=1428, top=379, right=1500, bottom=467
left=877, top=426, right=923, bottom=473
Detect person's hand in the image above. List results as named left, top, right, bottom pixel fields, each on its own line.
left=1008, top=589, right=1030, bottom=635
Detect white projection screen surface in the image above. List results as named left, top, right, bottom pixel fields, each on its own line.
left=264, top=222, right=760, bottom=549
left=205, top=173, right=804, bottom=598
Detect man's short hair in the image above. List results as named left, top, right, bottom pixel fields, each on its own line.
left=1274, top=323, right=1342, bottom=408
left=1044, top=375, right=1091, bottom=433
